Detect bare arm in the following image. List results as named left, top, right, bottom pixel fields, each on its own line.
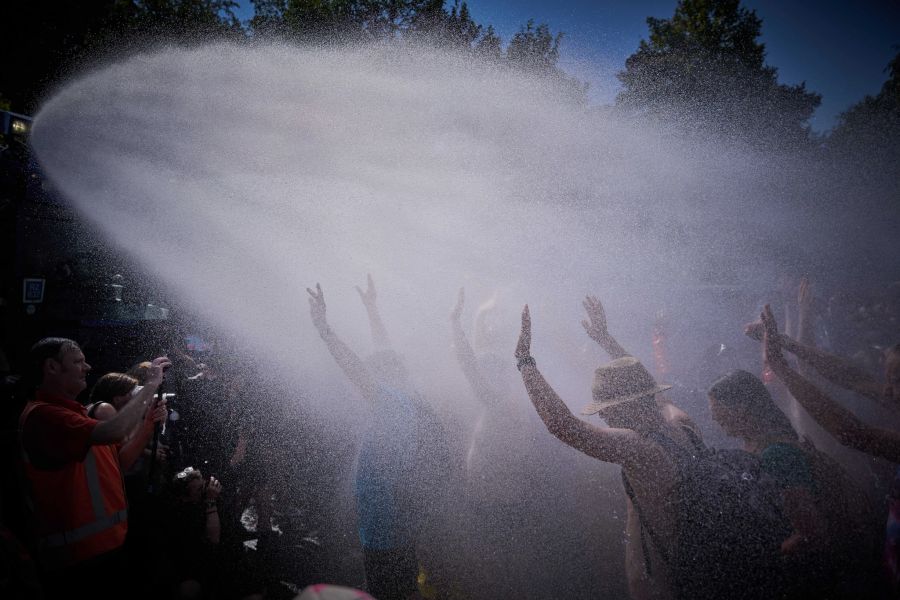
left=204, top=477, right=222, bottom=544
left=762, top=305, right=900, bottom=462
left=517, top=305, right=649, bottom=467
left=90, top=357, right=170, bottom=444
left=581, top=296, right=628, bottom=360
left=308, top=283, right=378, bottom=402
left=795, top=277, right=815, bottom=349
left=746, top=321, right=882, bottom=403
left=356, top=274, right=391, bottom=350
left=450, top=288, right=500, bottom=406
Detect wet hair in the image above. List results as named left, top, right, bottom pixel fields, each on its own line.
left=709, top=370, right=796, bottom=439
left=25, top=337, right=80, bottom=392
left=90, top=373, right=139, bottom=409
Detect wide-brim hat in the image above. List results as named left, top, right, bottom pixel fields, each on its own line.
left=581, top=356, right=672, bottom=415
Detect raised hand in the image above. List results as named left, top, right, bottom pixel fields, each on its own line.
left=450, top=287, right=465, bottom=322
left=205, top=476, right=222, bottom=501
left=744, top=320, right=764, bottom=342
left=146, top=356, right=172, bottom=387
left=516, top=305, right=532, bottom=362
left=355, top=273, right=377, bottom=309
left=798, top=277, right=813, bottom=313
left=761, top=304, right=787, bottom=370
left=581, top=295, right=609, bottom=343
left=147, top=400, right=168, bottom=425
left=307, top=283, right=328, bottom=335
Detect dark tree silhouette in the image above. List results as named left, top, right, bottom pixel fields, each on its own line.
left=617, top=0, right=821, bottom=150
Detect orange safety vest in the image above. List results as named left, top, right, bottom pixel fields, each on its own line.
left=18, top=401, right=128, bottom=570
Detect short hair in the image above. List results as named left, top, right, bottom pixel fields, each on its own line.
left=90, top=373, right=138, bottom=408
left=26, top=337, right=80, bottom=391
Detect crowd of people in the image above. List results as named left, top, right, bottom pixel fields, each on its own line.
left=1, top=272, right=899, bottom=600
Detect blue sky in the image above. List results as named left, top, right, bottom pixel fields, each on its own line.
left=235, top=1, right=900, bottom=132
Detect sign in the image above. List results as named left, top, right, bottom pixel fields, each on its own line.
left=23, top=278, right=45, bottom=303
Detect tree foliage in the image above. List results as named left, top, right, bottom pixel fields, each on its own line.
left=1, top=0, right=243, bottom=113
left=617, top=0, right=821, bottom=149
left=829, top=49, right=900, bottom=163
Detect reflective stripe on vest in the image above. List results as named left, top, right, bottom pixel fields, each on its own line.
left=37, top=450, right=126, bottom=548
left=19, top=400, right=128, bottom=565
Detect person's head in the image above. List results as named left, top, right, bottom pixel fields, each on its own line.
left=172, top=466, right=205, bottom=503
left=884, top=344, right=900, bottom=405
left=708, top=370, right=796, bottom=442
left=365, top=350, right=408, bottom=388
left=582, top=356, right=670, bottom=431
left=90, top=373, right=139, bottom=411
left=127, top=361, right=153, bottom=385
left=27, top=337, right=90, bottom=399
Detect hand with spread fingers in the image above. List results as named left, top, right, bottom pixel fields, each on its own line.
left=581, top=295, right=610, bottom=344
left=307, top=283, right=329, bottom=335
left=355, top=273, right=377, bottom=309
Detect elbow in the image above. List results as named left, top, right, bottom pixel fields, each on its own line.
left=542, top=414, right=576, bottom=443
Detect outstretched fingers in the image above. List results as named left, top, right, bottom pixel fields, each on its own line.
left=516, top=304, right=532, bottom=360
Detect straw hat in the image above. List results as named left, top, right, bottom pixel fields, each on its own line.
left=581, top=356, right=672, bottom=415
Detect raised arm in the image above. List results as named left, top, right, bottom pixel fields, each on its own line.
left=517, top=305, right=647, bottom=467
left=308, top=283, right=378, bottom=402
left=90, top=357, right=170, bottom=445
left=745, top=320, right=882, bottom=403
left=356, top=274, right=391, bottom=350
left=581, top=296, right=628, bottom=360
left=795, top=277, right=816, bottom=349
left=450, top=288, right=500, bottom=406
left=762, top=305, right=900, bottom=463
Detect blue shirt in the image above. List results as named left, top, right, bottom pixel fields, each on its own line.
left=355, top=385, right=421, bottom=550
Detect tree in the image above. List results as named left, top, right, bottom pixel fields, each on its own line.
left=825, top=48, right=900, bottom=200
left=1, top=0, right=243, bottom=114
left=829, top=49, right=900, bottom=161
left=506, top=20, right=586, bottom=102
left=474, top=24, right=501, bottom=61
left=617, top=0, right=821, bottom=149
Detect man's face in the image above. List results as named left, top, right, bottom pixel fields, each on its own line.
left=50, top=347, right=91, bottom=398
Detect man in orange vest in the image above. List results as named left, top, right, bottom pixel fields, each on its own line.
left=18, top=337, right=170, bottom=599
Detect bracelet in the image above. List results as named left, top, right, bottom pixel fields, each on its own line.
left=517, top=356, right=536, bottom=371
left=206, top=509, right=217, bottom=515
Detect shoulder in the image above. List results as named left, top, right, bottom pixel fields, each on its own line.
left=760, top=442, right=814, bottom=488
left=661, top=402, right=699, bottom=433
left=22, top=401, right=87, bottom=428
left=87, top=402, right=117, bottom=421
